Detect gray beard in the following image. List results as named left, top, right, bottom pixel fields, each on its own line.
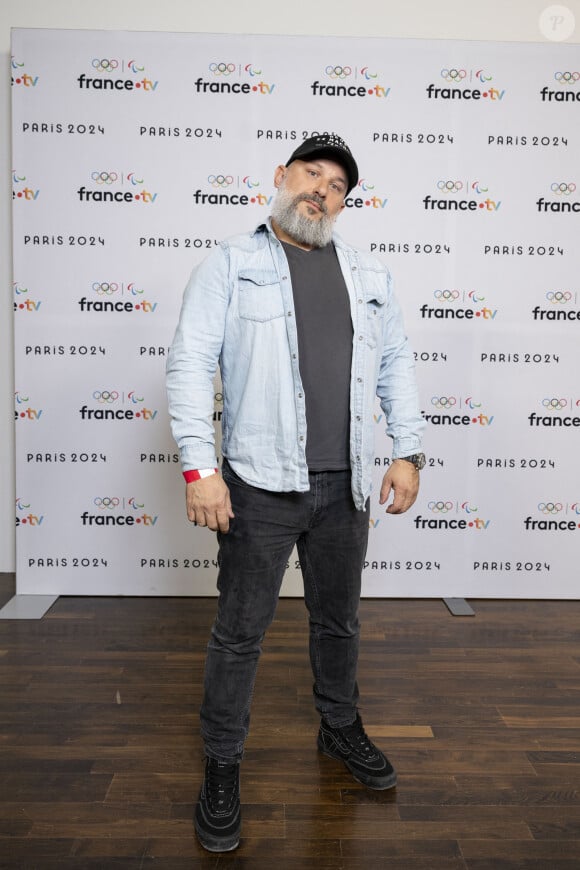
left=270, top=185, right=336, bottom=248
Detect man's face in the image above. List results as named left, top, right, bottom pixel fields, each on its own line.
left=270, top=157, right=347, bottom=248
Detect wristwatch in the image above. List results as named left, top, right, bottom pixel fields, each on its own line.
left=397, top=453, right=426, bottom=470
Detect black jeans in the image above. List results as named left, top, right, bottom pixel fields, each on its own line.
left=200, top=460, right=370, bottom=761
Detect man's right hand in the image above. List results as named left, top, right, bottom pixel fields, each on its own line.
left=185, top=474, right=234, bottom=533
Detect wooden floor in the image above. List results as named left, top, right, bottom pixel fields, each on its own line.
left=1, top=589, right=579, bottom=869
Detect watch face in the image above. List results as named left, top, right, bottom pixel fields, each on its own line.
left=407, top=453, right=426, bottom=470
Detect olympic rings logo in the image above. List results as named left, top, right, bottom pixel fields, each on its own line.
left=207, top=174, right=233, bottom=188
left=325, top=65, right=352, bottom=79
left=92, top=58, right=119, bottom=72
left=437, top=180, right=463, bottom=192
left=542, top=398, right=567, bottom=410
left=537, top=502, right=563, bottom=514
left=554, top=71, right=580, bottom=83
left=209, top=62, right=235, bottom=76
left=551, top=182, right=576, bottom=195
left=92, top=282, right=119, bottom=295
left=428, top=500, right=454, bottom=513
left=431, top=396, right=456, bottom=409
left=91, top=171, right=118, bottom=185
left=546, top=291, right=572, bottom=303
left=440, top=68, right=466, bottom=82
left=93, top=390, right=119, bottom=403
left=434, top=290, right=460, bottom=301
left=94, top=497, right=120, bottom=509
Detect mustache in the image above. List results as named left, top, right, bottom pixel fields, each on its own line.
left=293, top=192, right=328, bottom=214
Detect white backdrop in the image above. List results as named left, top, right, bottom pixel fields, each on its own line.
left=11, top=27, right=580, bottom=597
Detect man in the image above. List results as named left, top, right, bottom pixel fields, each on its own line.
left=166, top=133, right=425, bottom=853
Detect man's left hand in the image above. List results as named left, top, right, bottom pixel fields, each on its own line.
left=379, top=459, right=420, bottom=515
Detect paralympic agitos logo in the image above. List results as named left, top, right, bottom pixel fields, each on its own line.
left=194, top=62, right=275, bottom=95
left=77, top=171, right=158, bottom=204
left=310, top=65, right=390, bottom=98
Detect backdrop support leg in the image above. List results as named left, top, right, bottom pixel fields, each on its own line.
left=443, top=598, right=475, bottom=617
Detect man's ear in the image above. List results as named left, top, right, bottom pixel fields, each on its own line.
left=273, top=165, right=286, bottom=189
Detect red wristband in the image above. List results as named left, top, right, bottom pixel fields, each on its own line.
left=183, top=468, right=219, bottom=483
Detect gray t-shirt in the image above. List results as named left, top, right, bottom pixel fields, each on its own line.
left=282, top=241, right=353, bottom=472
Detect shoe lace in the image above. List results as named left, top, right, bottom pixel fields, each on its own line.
left=341, top=717, right=377, bottom=759
left=206, top=759, right=239, bottom=811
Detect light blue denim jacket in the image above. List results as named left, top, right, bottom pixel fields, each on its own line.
left=166, top=219, right=425, bottom=510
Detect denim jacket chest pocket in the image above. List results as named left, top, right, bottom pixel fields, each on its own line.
left=361, top=270, right=387, bottom=348
left=237, top=268, right=285, bottom=322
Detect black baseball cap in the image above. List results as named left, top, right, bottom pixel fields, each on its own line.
left=285, top=133, right=359, bottom=194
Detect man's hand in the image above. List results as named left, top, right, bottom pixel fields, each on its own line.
left=185, top=474, right=234, bottom=533
left=379, top=460, right=420, bottom=515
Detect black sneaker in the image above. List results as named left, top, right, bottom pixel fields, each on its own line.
left=194, top=757, right=241, bottom=852
left=317, top=713, right=397, bottom=790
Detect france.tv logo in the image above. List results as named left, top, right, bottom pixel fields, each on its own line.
left=16, top=498, right=44, bottom=527
left=194, top=62, right=275, bottom=95
left=12, top=171, right=39, bottom=201
left=422, top=395, right=494, bottom=426
left=414, top=499, right=491, bottom=530
left=78, top=57, right=158, bottom=91
left=81, top=495, right=158, bottom=527
left=423, top=179, right=501, bottom=212
left=345, top=179, right=388, bottom=209
left=311, top=64, right=390, bottom=98
left=79, top=390, right=159, bottom=421
left=540, top=71, right=580, bottom=102
left=420, top=288, right=498, bottom=321
left=77, top=171, right=158, bottom=204
left=426, top=67, right=506, bottom=101
left=11, top=56, right=39, bottom=87
left=536, top=182, right=579, bottom=213
left=78, top=281, right=157, bottom=314
left=524, top=501, right=580, bottom=531
left=14, top=282, right=41, bottom=313
left=14, top=391, right=43, bottom=421
left=193, top=174, right=272, bottom=206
